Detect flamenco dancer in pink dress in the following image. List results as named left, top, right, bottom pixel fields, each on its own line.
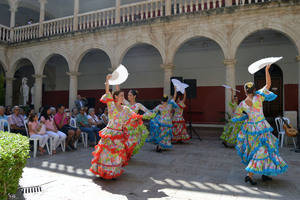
left=90, top=75, right=142, bottom=179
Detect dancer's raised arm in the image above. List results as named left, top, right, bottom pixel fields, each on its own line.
left=105, top=74, right=111, bottom=94
left=173, top=86, right=177, bottom=101
left=265, top=64, right=271, bottom=90
left=116, top=85, right=120, bottom=91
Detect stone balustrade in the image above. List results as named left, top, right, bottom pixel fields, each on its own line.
left=42, top=16, right=74, bottom=38
left=0, top=25, right=10, bottom=42
left=77, top=7, right=116, bottom=30
left=1, top=0, right=273, bottom=43
left=13, top=23, right=40, bottom=43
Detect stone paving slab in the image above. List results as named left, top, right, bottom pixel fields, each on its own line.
left=16, top=138, right=300, bottom=200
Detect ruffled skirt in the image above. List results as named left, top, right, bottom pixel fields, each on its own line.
left=220, top=121, right=242, bottom=146
left=125, top=123, right=149, bottom=160
left=172, top=116, right=190, bottom=142
left=236, top=120, right=288, bottom=176
left=147, top=116, right=173, bottom=149
left=90, top=127, right=127, bottom=179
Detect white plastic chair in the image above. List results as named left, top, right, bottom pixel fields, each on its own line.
left=25, top=121, right=51, bottom=158
left=70, top=118, right=88, bottom=148
left=0, top=119, right=10, bottom=132
left=275, top=117, right=297, bottom=149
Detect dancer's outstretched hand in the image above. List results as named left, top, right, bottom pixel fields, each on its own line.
left=106, top=74, right=112, bottom=81
left=266, top=64, right=271, bottom=71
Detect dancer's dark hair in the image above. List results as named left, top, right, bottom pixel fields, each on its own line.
left=244, top=82, right=256, bottom=94
left=113, top=90, right=123, bottom=99
left=129, top=89, right=138, bottom=97
left=162, top=95, right=168, bottom=102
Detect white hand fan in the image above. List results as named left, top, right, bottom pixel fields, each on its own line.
left=171, top=79, right=189, bottom=94
left=108, top=64, right=129, bottom=85
left=222, top=84, right=240, bottom=92
left=248, top=57, right=283, bottom=74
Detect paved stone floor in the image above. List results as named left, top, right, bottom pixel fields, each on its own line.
left=17, top=135, right=300, bottom=200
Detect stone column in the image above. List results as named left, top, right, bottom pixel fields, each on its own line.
left=165, top=0, right=172, bottom=16
left=224, top=59, right=236, bottom=114
left=297, top=55, right=300, bottom=125
left=67, top=71, right=80, bottom=109
left=32, top=74, right=45, bottom=112
left=9, top=0, right=19, bottom=41
left=5, top=77, right=14, bottom=106
left=161, top=64, right=174, bottom=96
left=73, top=0, right=79, bottom=31
left=38, top=0, right=47, bottom=37
left=115, top=0, right=121, bottom=24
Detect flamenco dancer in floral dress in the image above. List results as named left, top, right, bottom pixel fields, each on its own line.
left=90, top=75, right=142, bottom=179
left=123, top=89, right=154, bottom=159
left=232, top=65, right=288, bottom=185
left=220, top=88, right=242, bottom=147
left=172, top=89, right=190, bottom=143
left=148, top=89, right=178, bottom=152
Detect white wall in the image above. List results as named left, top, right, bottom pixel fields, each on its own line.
left=78, top=50, right=111, bottom=90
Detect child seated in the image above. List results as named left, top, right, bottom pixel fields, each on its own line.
left=28, top=113, right=49, bottom=155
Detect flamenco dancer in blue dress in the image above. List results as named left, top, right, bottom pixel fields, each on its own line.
left=232, top=64, right=288, bottom=185
left=148, top=87, right=178, bottom=152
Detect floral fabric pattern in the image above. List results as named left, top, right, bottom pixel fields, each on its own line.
left=90, top=93, right=141, bottom=179
left=148, top=100, right=178, bottom=149
left=172, top=101, right=190, bottom=142
left=220, top=102, right=242, bottom=146
left=123, top=101, right=150, bottom=159
left=232, top=88, right=288, bottom=176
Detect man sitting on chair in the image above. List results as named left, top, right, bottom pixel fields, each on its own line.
left=8, top=106, right=27, bottom=136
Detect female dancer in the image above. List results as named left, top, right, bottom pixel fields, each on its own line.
left=172, top=90, right=190, bottom=143
left=220, top=88, right=242, bottom=147
left=123, top=89, right=153, bottom=159
left=232, top=65, right=288, bottom=185
left=149, top=90, right=178, bottom=152
left=90, top=75, right=142, bottom=179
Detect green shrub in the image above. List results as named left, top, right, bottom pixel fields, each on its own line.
left=0, top=131, right=30, bottom=200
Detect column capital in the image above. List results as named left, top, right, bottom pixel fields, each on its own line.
left=32, top=74, right=46, bottom=79
left=161, top=64, right=175, bottom=70
left=9, top=0, right=19, bottom=12
left=296, top=55, right=300, bottom=62
left=66, top=71, right=81, bottom=76
left=223, top=59, right=236, bottom=66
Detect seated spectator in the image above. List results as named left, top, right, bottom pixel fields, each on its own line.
left=75, top=95, right=88, bottom=110
left=50, top=107, right=56, bottom=117
left=88, top=108, right=105, bottom=129
left=5, top=106, right=12, bottom=116
left=0, top=106, right=9, bottom=130
left=100, top=107, right=108, bottom=126
left=28, top=113, right=49, bottom=155
left=54, top=105, right=81, bottom=151
left=71, top=107, right=78, bottom=118
left=8, top=106, right=27, bottom=136
left=40, top=106, right=67, bottom=154
left=20, top=107, right=27, bottom=120
left=76, top=107, right=100, bottom=146
left=97, top=107, right=103, bottom=117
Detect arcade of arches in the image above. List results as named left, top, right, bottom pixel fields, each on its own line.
left=1, top=1, right=300, bottom=125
